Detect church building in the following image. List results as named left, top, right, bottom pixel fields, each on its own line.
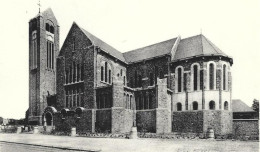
left=28, top=8, right=233, bottom=136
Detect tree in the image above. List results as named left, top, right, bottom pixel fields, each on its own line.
left=252, top=99, right=259, bottom=113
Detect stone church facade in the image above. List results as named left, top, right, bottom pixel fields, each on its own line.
left=28, top=8, right=233, bottom=136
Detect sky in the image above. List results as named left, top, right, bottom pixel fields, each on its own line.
left=0, top=0, right=259, bottom=119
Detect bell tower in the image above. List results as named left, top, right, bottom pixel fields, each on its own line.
left=28, top=8, right=59, bottom=125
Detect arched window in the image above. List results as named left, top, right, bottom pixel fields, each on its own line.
left=45, top=23, right=50, bottom=32
left=177, top=68, right=182, bottom=92
left=105, top=62, right=108, bottom=82
left=123, top=76, right=126, bottom=86
left=69, top=66, right=72, bottom=83
left=50, top=26, right=54, bottom=34
left=120, top=69, right=123, bottom=76
left=135, top=71, right=138, bottom=87
left=149, top=73, right=154, bottom=86
left=127, top=94, right=130, bottom=109
left=209, top=63, right=215, bottom=90
left=144, top=93, right=147, bottom=109
left=73, top=62, right=76, bottom=83
left=193, top=101, right=198, bottom=110
left=177, top=102, right=182, bottom=111
left=130, top=95, right=132, bottom=109
left=109, top=70, right=111, bottom=83
left=45, top=112, right=52, bottom=126
left=193, top=65, right=198, bottom=91
left=138, top=75, right=142, bottom=87
left=81, top=64, right=84, bottom=81
left=77, top=64, right=80, bottom=82
left=149, top=93, right=153, bottom=109
left=76, top=88, right=79, bottom=106
left=224, top=101, right=228, bottom=110
left=223, top=64, right=226, bottom=90
left=159, top=71, right=164, bottom=79
left=209, top=101, right=215, bottom=110
left=139, top=95, right=142, bottom=110
left=65, top=90, right=68, bottom=107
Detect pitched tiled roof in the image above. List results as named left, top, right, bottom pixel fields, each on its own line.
left=79, top=25, right=126, bottom=62
left=123, top=38, right=177, bottom=63
left=232, top=99, right=255, bottom=112
left=173, top=35, right=228, bottom=61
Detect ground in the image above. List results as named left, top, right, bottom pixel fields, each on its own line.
left=0, top=133, right=258, bottom=152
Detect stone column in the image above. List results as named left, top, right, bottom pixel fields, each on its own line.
left=155, top=78, right=171, bottom=134
left=111, top=79, right=128, bottom=133
left=16, top=127, right=22, bottom=134
left=33, top=126, right=39, bottom=134
left=71, top=127, right=76, bottom=137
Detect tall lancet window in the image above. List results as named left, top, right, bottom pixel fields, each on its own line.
left=209, top=63, right=214, bottom=90
left=177, top=68, right=182, bottom=92
left=105, top=62, right=108, bottom=82
left=31, top=31, right=37, bottom=69
left=223, top=64, right=226, bottom=90
left=46, top=23, right=54, bottom=70
left=193, top=65, right=198, bottom=91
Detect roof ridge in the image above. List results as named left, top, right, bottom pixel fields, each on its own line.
left=78, top=24, right=126, bottom=62
left=202, top=35, right=223, bottom=54
left=124, top=37, right=177, bottom=54
left=200, top=34, right=204, bottom=55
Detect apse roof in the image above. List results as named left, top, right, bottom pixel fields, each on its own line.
left=173, top=34, right=228, bottom=61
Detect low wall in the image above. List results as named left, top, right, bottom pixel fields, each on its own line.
left=203, top=110, right=232, bottom=135
left=96, top=109, right=111, bottom=133
left=136, top=110, right=156, bottom=133
left=54, top=109, right=94, bottom=134
left=172, top=110, right=232, bottom=136
left=233, top=119, right=259, bottom=140
left=172, top=111, right=203, bottom=133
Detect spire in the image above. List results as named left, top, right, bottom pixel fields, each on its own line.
left=37, top=0, right=41, bottom=14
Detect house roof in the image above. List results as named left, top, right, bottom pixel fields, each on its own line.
left=232, top=99, right=255, bottom=112
left=123, top=38, right=177, bottom=63
left=79, top=25, right=126, bottom=62
left=173, top=34, right=228, bottom=61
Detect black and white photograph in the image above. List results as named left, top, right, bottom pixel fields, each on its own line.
left=0, top=0, right=259, bottom=151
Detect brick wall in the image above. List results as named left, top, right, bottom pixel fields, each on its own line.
left=172, top=111, right=204, bottom=133
left=54, top=109, right=94, bottom=133
left=29, top=10, right=59, bottom=125
left=172, top=110, right=232, bottom=136
left=233, top=119, right=259, bottom=140
left=203, top=110, right=232, bottom=135
left=127, top=56, right=169, bottom=88
left=136, top=110, right=156, bottom=133
left=56, top=23, right=95, bottom=110
left=96, top=109, right=111, bottom=133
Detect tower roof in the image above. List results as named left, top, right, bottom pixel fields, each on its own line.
left=29, top=8, right=59, bottom=25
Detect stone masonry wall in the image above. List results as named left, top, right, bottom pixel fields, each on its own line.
left=156, top=78, right=171, bottom=133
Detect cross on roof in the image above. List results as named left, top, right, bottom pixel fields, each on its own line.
left=37, top=0, right=41, bottom=13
